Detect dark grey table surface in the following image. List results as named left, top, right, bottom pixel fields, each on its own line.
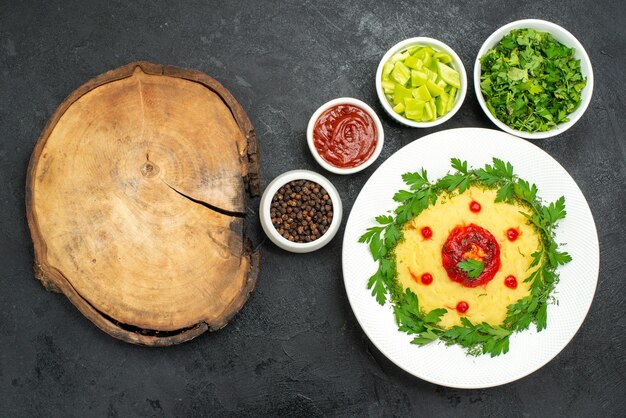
left=1, top=0, right=625, bottom=416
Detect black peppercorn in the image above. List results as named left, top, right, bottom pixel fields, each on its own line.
left=269, top=179, right=334, bottom=243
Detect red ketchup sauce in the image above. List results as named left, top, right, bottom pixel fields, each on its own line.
left=421, top=226, right=433, bottom=239
left=313, top=104, right=377, bottom=168
left=441, top=224, right=501, bottom=288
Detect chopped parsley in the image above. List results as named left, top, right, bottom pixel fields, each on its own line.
left=479, top=28, right=587, bottom=133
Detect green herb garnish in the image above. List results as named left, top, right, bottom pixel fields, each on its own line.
left=479, top=28, right=587, bottom=133
left=457, top=259, right=485, bottom=279
left=359, top=158, right=572, bottom=357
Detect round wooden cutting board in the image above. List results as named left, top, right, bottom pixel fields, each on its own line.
left=26, top=62, right=260, bottom=346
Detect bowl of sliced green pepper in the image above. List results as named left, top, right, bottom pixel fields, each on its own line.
left=376, top=37, right=467, bottom=128
left=474, top=19, right=593, bottom=139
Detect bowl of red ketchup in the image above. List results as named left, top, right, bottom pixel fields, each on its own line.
left=307, top=97, right=384, bottom=175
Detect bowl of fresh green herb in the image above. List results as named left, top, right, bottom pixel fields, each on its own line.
left=474, top=19, right=593, bottom=139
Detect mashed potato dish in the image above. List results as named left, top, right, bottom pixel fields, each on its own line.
left=360, top=158, right=571, bottom=356
left=395, top=187, right=540, bottom=328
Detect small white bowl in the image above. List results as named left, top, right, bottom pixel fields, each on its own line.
left=474, top=19, right=594, bottom=139
left=259, top=170, right=343, bottom=253
left=307, top=97, right=384, bottom=175
left=375, top=37, right=467, bottom=128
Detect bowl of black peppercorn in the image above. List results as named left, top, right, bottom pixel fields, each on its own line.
left=259, top=170, right=343, bottom=253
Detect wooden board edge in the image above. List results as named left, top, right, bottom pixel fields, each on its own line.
left=25, top=61, right=261, bottom=346
left=207, top=240, right=261, bottom=331
left=159, top=63, right=260, bottom=196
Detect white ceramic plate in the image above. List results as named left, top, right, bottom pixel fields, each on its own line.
left=342, top=128, right=599, bottom=388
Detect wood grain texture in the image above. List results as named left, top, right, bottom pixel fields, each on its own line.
left=25, top=62, right=260, bottom=346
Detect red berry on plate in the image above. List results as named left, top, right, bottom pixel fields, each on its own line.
left=421, top=273, right=433, bottom=285
left=504, top=275, right=518, bottom=289
left=506, top=228, right=519, bottom=241
left=456, top=301, right=469, bottom=313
